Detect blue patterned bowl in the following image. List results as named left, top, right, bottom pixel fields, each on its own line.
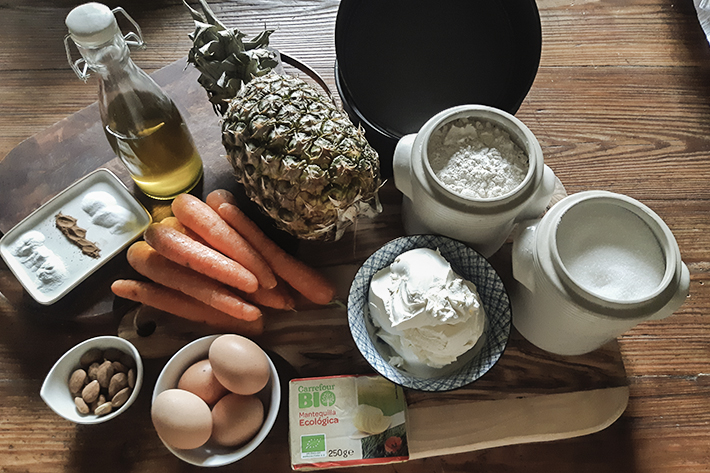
left=347, top=235, right=512, bottom=391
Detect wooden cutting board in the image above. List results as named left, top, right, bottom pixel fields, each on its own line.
left=0, top=58, right=628, bottom=465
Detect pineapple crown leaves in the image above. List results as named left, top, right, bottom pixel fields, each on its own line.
left=184, top=0, right=279, bottom=115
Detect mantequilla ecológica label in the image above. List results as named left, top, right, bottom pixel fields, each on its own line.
left=289, top=375, right=409, bottom=470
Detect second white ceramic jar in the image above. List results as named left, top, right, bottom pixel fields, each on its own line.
left=510, top=190, right=690, bottom=355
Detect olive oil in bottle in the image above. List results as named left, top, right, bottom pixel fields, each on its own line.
left=104, top=91, right=203, bottom=199
left=65, top=3, right=203, bottom=200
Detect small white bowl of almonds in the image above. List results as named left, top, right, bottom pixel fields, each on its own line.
left=41, top=335, right=143, bottom=424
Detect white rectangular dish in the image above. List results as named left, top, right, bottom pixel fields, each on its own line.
left=0, top=168, right=152, bottom=305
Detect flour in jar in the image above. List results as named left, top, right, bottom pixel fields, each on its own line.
left=427, top=118, right=529, bottom=199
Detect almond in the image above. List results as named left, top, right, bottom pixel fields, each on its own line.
left=75, top=397, right=90, bottom=415
left=127, top=368, right=136, bottom=389
left=89, top=394, right=106, bottom=413
left=68, top=369, right=87, bottom=395
left=80, top=348, right=103, bottom=368
left=81, top=380, right=100, bottom=404
left=96, top=360, right=115, bottom=389
left=94, top=401, right=113, bottom=416
left=103, top=348, right=123, bottom=362
left=119, top=352, right=135, bottom=370
left=87, top=362, right=100, bottom=381
left=111, top=361, right=128, bottom=374
left=111, top=387, right=131, bottom=408
left=108, top=372, right=128, bottom=398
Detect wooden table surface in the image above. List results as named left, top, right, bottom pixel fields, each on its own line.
left=1, top=0, right=709, bottom=472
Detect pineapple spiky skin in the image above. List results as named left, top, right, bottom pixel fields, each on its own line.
left=222, top=73, right=381, bottom=241
left=184, top=0, right=381, bottom=240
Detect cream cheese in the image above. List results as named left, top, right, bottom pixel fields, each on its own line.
left=368, top=248, right=486, bottom=371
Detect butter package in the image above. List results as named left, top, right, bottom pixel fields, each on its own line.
left=289, top=375, right=408, bottom=470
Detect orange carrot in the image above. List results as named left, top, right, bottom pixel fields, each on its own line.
left=242, top=282, right=295, bottom=311
left=143, top=222, right=259, bottom=293
left=157, top=217, right=292, bottom=311
left=159, top=216, right=208, bottom=245
left=205, top=188, right=240, bottom=211
left=206, top=189, right=336, bottom=305
left=172, top=193, right=277, bottom=290
left=127, top=241, right=262, bottom=322
left=111, top=279, right=263, bottom=336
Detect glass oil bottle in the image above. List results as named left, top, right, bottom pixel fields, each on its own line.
left=65, top=3, right=203, bottom=200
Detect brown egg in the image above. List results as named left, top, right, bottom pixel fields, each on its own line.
left=209, top=335, right=270, bottom=395
left=151, top=389, right=213, bottom=450
left=178, top=359, right=228, bottom=405
left=211, top=393, right=264, bottom=447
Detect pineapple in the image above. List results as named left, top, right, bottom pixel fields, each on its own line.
left=184, top=0, right=382, bottom=241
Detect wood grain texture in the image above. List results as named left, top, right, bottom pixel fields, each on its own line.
left=406, top=386, right=630, bottom=460
left=1, top=0, right=709, bottom=471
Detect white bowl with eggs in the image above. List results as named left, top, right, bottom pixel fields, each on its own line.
left=152, top=334, right=280, bottom=467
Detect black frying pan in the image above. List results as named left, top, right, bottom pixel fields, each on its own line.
left=335, top=0, right=542, bottom=177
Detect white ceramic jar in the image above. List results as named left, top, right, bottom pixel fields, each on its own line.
left=511, top=190, right=690, bottom=355
left=393, top=105, right=557, bottom=257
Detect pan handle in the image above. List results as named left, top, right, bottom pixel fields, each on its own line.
left=279, top=51, right=335, bottom=104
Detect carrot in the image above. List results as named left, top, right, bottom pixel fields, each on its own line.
left=157, top=216, right=292, bottom=311
left=172, top=193, right=277, bottom=290
left=127, top=241, right=262, bottom=322
left=143, top=222, right=259, bottom=293
left=206, top=189, right=336, bottom=305
left=205, top=188, right=240, bottom=210
left=111, top=279, right=263, bottom=336
left=242, top=282, right=295, bottom=311
left=159, top=216, right=208, bottom=245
